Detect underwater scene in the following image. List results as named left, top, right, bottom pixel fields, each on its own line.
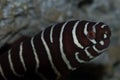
left=0, top=0, right=120, bottom=80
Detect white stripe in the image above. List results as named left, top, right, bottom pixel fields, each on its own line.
left=19, top=42, right=27, bottom=71
left=8, top=50, right=23, bottom=77
left=99, top=41, right=104, bottom=45
left=84, top=22, right=97, bottom=44
left=50, top=24, right=56, bottom=43
left=90, top=23, right=98, bottom=44
left=75, top=52, right=86, bottom=63
left=104, top=34, right=107, bottom=39
left=31, top=37, right=40, bottom=72
left=101, top=24, right=106, bottom=28
left=84, top=47, right=94, bottom=59
left=92, top=22, right=99, bottom=33
left=92, top=45, right=105, bottom=53
left=91, top=22, right=99, bottom=44
left=0, top=64, right=7, bottom=80
left=59, top=21, right=76, bottom=70
left=41, top=30, right=61, bottom=79
left=89, top=39, right=97, bottom=44
left=84, top=22, right=89, bottom=36
left=72, top=21, right=84, bottom=49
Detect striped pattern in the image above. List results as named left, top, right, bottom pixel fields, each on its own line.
left=19, top=42, right=27, bottom=72
left=0, top=20, right=111, bottom=80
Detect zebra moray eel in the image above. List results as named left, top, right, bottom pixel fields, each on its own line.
left=0, top=20, right=111, bottom=80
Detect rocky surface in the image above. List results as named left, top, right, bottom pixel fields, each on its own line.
left=0, top=0, right=120, bottom=80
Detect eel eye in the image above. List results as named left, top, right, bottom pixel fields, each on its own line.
left=87, top=31, right=96, bottom=39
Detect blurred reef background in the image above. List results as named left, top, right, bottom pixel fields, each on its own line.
left=0, top=0, right=120, bottom=80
